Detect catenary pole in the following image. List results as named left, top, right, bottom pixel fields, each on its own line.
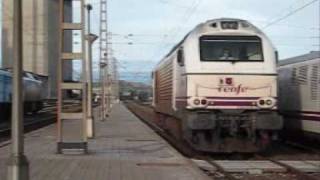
left=7, top=0, right=30, bottom=179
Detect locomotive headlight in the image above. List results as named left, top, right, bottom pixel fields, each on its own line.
left=257, top=97, right=276, bottom=108
left=266, top=99, right=272, bottom=106
left=193, top=99, right=200, bottom=105
left=221, top=21, right=239, bottom=29
left=191, top=97, right=208, bottom=107
left=240, top=21, right=250, bottom=28
left=201, top=99, right=208, bottom=105
left=258, top=99, right=265, bottom=106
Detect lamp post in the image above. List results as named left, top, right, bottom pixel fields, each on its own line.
left=7, top=0, right=29, bottom=179
left=100, top=59, right=107, bottom=121
left=85, top=4, right=98, bottom=138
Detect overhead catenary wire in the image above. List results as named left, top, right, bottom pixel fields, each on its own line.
left=252, top=20, right=319, bottom=30
left=156, top=0, right=191, bottom=9
left=263, top=0, right=319, bottom=29
left=147, top=0, right=203, bottom=62
left=94, top=0, right=319, bottom=84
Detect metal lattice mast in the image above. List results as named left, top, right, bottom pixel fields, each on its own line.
left=112, top=57, right=119, bottom=102
left=57, top=0, right=88, bottom=153
left=106, top=47, right=111, bottom=111
left=108, top=49, right=114, bottom=106
left=99, top=0, right=108, bottom=119
left=106, top=44, right=114, bottom=109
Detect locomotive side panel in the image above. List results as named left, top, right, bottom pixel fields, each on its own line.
left=174, top=49, right=187, bottom=111
left=0, top=72, right=12, bottom=119
left=24, top=78, right=43, bottom=102
left=0, top=72, right=11, bottom=103
left=154, top=58, right=174, bottom=115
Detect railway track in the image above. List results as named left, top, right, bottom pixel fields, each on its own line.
left=200, top=153, right=320, bottom=180
left=126, top=101, right=320, bottom=180
left=196, top=157, right=320, bottom=180
left=255, top=155, right=318, bottom=180
left=0, top=101, right=101, bottom=143
left=0, top=116, right=56, bottom=147
left=125, top=101, right=198, bottom=157
left=0, top=103, right=57, bottom=143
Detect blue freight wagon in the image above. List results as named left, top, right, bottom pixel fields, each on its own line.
left=0, top=69, right=43, bottom=121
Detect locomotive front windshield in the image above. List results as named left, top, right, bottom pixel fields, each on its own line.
left=200, top=36, right=263, bottom=61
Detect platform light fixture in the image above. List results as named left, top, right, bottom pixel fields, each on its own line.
left=85, top=3, right=98, bottom=139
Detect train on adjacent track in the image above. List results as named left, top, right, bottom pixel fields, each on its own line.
left=278, top=51, right=320, bottom=143
left=152, top=18, right=283, bottom=153
left=0, top=69, right=43, bottom=121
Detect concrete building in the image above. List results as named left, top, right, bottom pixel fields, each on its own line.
left=2, top=0, right=72, bottom=99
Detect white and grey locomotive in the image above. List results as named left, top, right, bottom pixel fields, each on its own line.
left=152, top=18, right=283, bottom=152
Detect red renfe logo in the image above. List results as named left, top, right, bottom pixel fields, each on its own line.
left=218, top=78, right=249, bottom=94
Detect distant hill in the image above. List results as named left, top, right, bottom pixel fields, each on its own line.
left=119, top=71, right=152, bottom=85
left=76, top=60, right=155, bottom=85
left=118, top=60, right=156, bottom=85
left=119, top=80, right=152, bottom=93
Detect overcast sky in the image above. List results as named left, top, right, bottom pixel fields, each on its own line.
left=83, top=0, right=319, bottom=82
left=1, top=0, right=319, bottom=83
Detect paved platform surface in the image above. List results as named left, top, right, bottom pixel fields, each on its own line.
left=0, top=103, right=209, bottom=180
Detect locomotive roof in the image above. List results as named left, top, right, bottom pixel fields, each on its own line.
left=0, top=69, right=10, bottom=75
left=164, top=18, right=254, bottom=55
left=278, top=51, right=320, bottom=66
left=157, top=18, right=264, bottom=67
left=0, top=68, right=42, bottom=82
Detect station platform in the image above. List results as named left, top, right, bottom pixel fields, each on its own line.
left=0, top=103, right=209, bottom=180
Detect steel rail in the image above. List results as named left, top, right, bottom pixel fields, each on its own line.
left=255, top=154, right=319, bottom=180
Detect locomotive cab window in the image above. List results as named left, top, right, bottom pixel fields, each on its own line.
left=199, top=36, right=263, bottom=61
left=177, top=48, right=185, bottom=66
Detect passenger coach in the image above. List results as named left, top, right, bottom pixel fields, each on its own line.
left=278, top=51, right=320, bottom=142
left=152, top=18, right=283, bottom=152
